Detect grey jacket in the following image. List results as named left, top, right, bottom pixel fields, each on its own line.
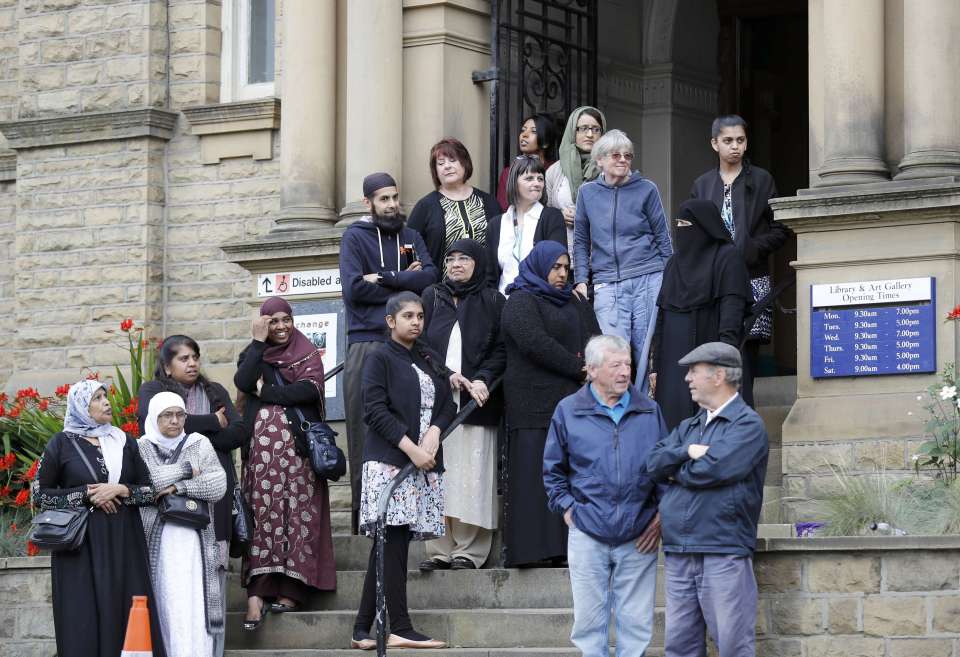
left=138, top=434, right=228, bottom=634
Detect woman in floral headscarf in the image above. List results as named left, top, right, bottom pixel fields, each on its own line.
left=234, top=296, right=336, bottom=630
left=32, top=379, right=166, bottom=657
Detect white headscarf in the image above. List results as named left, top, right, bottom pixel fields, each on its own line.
left=143, top=391, right=203, bottom=453
left=62, top=379, right=126, bottom=484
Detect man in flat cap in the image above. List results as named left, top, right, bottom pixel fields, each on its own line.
left=646, top=341, right=769, bottom=657
left=340, top=172, right=438, bottom=532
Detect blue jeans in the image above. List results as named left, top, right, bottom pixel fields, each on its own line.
left=593, top=272, right=663, bottom=391
left=567, top=525, right=658, bottom=657
left=664, top=553, right=757, bottom=657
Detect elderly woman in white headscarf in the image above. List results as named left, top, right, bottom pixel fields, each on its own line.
left=32, top=379, right=167, bottom=657
left=138, top=391, right=227, bottom=657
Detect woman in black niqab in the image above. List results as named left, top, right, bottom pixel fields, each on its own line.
left=651, top=199, right=752, bottom=429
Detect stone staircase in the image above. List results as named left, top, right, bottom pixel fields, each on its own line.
left=223, top=376, right=795, bottom=655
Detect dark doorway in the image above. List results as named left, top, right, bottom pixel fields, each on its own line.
left=719, top=0, right=807, bottom=375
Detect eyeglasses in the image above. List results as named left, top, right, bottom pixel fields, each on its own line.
left=158, top=411, right=187, bottom=422
left=444, top=255, right=474, bottom=265
left=576, top=126, right=603, bottom=135
left=608, top=152, right=634, bottom=161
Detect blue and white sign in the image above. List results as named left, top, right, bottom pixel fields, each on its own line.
left=810, top=277, right=936, bottom=378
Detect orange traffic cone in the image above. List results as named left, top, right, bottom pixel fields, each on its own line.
left=120, top=595, right=153, bottom=657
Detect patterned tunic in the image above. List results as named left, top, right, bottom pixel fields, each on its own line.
left=438, top=192, right=489, bottom=276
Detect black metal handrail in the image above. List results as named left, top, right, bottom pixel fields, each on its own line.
left=373, top=376, right=503, bottom=655
left=324, top=361, right=344, bottom=381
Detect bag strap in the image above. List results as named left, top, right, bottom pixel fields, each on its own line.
left=272, top=367, right=310, bottom=428
left=69, top=436, right=102, bottom=483
left=150, top=437, right=188, bottom=465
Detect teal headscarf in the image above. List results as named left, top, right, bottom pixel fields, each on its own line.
left=558, top=106, right=608, bottom=201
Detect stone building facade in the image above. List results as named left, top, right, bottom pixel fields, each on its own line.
left=1, top=0, right=959, bottom=525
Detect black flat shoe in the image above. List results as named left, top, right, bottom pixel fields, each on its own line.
left=450, top=556, right=477, bottom=570
left=243, top=600, right=268, bottom=631
left=418, top=557, right=451, bottom=572
left=269, top=602, right=297, bottom=613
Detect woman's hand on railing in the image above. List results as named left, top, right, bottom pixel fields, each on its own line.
left=399, top=436, right=436, bottom=471
left=468, top=380, right=489, bottom=406
left=420, top=426, right=441, bottom=457
left=449, top=372, right=473, bottom=393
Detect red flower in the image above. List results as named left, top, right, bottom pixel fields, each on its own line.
left=0, top=453, right=14, bottom=471
left=0, top=404, right=5, bottom=418
left=15, top=387, right=38, bottom=400
left=55, top=384, right=70, bottom=397
left=86, top=371, right=101, bottom=381
left=8, top=522, right=16, bottom=532
left=121, top=421, right=141, bottom=438
left=948, top=304, right=960, bottom=321
left=108, top=385, right=117, bottom=396
left=37, top=399, right=49, bottom=411
left=20, top=460, right=39, bottom=482
left=26, top=541, right=39, bottom=556
left=7, top=405, right=20, bottom=419
left=120, top=318, right=134, bottom=332
left=0, top=485, right=10, bottom=497
left=14, top=489, right=29, bottom=506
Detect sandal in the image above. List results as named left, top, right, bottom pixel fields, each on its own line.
left=269, top=602, right=298, bottom=613
left=243, top=598, right=268, bottom=631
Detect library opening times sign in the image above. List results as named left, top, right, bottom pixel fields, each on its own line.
left=810, top=277, right=936, bottom=378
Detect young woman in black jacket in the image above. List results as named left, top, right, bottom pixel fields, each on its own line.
left=351, top=291, right=457, bottom=650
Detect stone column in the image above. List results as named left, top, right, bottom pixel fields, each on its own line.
left=275, top=0, right=338, bottom=231
left=338, top=0, right=403, bottom=224
left=815, top=0, right=888, bottom=186
left=895, top=0, right=960, bottom=179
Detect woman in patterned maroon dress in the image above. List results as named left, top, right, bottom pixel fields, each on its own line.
left=234, top=296, right=336, bottom=630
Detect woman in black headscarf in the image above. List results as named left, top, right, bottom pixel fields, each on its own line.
left=649, top=199, right=752, bottom=430
left=417, top=238, right=506, bottom=571
left=500, top=240, right=600, bottom=566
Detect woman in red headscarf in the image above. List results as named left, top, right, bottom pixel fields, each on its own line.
left=234, top=297, right=336, bottom=630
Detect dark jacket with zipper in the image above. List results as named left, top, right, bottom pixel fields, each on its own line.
left=407, top=189, right=501, bottom=271
left=543, top=383, right=667, bottom=545
left=485, top=205, right=568, bottom=289
left=646, top=394, right=768, bottom=555
left=137, top=379, right=246, bottom=542
left=234, top=340, right=324, bottom=461
left=339, top=218, right=438, bottom=345
left=361, top=339, right=458, bottom=470
left=689, top=160, right=791, bottom=278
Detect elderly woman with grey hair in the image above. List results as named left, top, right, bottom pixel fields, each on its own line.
left=572, top=128, right=672, bottom=391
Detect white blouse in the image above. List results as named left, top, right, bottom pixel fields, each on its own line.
left=497, top=201, right=544, bottom=295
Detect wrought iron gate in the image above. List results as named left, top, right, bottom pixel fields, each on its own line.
left=475, top=0, right=598, bottom=189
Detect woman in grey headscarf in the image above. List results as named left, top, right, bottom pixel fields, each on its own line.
left=32, top=380, right=167, bottom=657
left=137, top=391, right=227, bottom=657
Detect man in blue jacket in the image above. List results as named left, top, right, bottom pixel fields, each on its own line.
left=543, top=334, right=667, bottom=657
left=646, top=342, right=769, bottom=657
left=340, top=172, right=437, bottom=533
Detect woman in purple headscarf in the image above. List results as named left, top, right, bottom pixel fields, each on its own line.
left=234, top=296, right=336, bottom=629
left=500, top=241, right=601, bottom=566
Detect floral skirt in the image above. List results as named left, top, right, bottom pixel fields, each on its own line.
left=358, top=461, right=444, bottom=541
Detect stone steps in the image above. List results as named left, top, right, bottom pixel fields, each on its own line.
left=227, top=649, right=665, bottom=656
left=223, top=608, right=666, bottom=651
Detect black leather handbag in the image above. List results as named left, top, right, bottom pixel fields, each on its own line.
left=273, top=370, right=346, bottom=482
left=229, top=484, right=253, bottom=558
left=153, top=439, right=210, bottom=529
left=29, top=438, right=99, bottom=552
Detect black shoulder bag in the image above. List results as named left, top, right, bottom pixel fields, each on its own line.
left=272, top=369, right=346, bottom=482
left=229, top=483, right=253, bottom=558
left=154, top=438, right=211, bottom=530
left=29, top=438, right=100, bottom=552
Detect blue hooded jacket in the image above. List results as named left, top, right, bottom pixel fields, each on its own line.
left=543, top=382, right=668, bottom=545
left=573, top=171, right=673, bottom=286
left=339, top=219, right=437, bottom=344
left=646, top=394, right=769, bottom=556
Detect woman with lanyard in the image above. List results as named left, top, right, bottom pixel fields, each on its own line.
left=545, top=106, right=607, bottom=256
left=500, top=240, right=601, bottom=566
left=418, top=238, right=506, bottom=571
left=32, top=379, right=167, bottom=657
left=486, top=154, right=567, bottom=293
left=648, top=200, right=752, bottom=430
left=138, top=391, right=227, bottom=657
left=234, top=296, right=336, bottom=629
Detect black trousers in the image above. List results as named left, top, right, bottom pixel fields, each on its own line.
left=354, top=525, right=413, bottom=634
left=344, top=340, right=382, bottom=533
left=741, top=341, right=759, bottom=408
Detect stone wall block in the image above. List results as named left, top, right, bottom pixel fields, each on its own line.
left=826, top=597, right=860, bottom=634
left=756, top=638, right=803, bottom=657
left=166, top=282, right=230, bottom=302
left=164, top=321, right=223, bottom=341
left=166, top=301, right=247, bottom=322
left=105, top=57, right=145, bottom=83
left=803, top=636, right=884, bottom=657
left=36, top=88, right=80, bottom=114
left=40, top=38, right=84, bottom=63
left=105, top=4, right=146, bottom=30
left=169, top=3, right=200, bottom=28
left=783, top=444, right=853, bottom=474
left=862, top=595, right=926, bottom=636
left=16, top=605, right=54, bottom=638
left=0, top=571, right=51, bottom=604
left=807, top=555, right=881, bottom=593
left=888, top=638, right=954, bottom=657
left=83, top=206, right=124, bottom=226
left=66, top=61, right=102, bottom=86
left=770, top=597, right=824, bottom=635
left=20, top=14, right=66, bottom=39
left=931, top=596, right=960, bottom=632
left=35, top=230, right=93, bottom=251
left=885, top=553, right=960, bottom=592
left=85, top=33, right=128, bottom=59
left=20, top=66, right=65, bottom=92
left=170, top=28, right=201, bottom=54
left=19, top=209, right=82, bottom=229
left=854, top=440, right=907, bottom=469
left=67, top=7, right=106, bottom=35
left=18, top=325, right=77, bottom=347
left=80, top=86, right=126, bottom=111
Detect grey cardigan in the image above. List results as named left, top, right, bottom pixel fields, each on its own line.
left=138, top=434, right=227, bottom=634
